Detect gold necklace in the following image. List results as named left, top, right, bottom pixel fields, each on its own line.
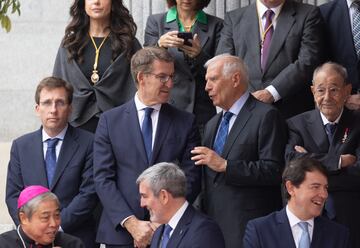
left=183, top=19, right=196, bottom=32
left=89, top=32, right=110, bottom=84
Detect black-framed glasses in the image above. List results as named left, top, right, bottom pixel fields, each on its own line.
left=146, top=73, right=175, bottom=84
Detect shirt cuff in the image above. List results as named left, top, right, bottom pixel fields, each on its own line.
left=338, top=157, right=342, bottom=169
left=266, top=85, right=281, bottom=102
left=121, top=215, right=134, bottom=227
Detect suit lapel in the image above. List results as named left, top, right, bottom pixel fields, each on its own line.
left=244, top=4, right=262, bottom=73
left=306, top=110, right=329, bottom=150
left=33, top=128, right=49, bottom=186
left=167, top=205, right=194, bottom=248
left=193, top=21, right=209, bottom=49
left=311, top=217, right=325, bottom=248
left=51, top=126, right=79, bottom=189
left=276, top=209, right=297, bottom=248
left=265, top=1, right=296, bottom=72
left=151, top=104, right=172, bottom=164
left=222, top=96, right=254, bottom=157
left=127, top=100, right=149, bottom=166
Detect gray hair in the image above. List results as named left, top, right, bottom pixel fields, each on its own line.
left=136, top=162, right=186, bottom=198
left=205, top=54, right=249, bottom=84
left=18, top=192, right=60, bottom=220
left=312, top=62, right=349, bottom=85
left=130, top=47, right=174, bottom=85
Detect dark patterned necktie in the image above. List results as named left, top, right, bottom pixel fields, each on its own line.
left=261, top=9, right=274, bottom=70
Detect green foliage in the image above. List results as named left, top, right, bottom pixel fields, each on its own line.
left=0, top=0, right=21, bottom=32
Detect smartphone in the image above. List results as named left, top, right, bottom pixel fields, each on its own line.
left=177, top=32, right=193, bottom=47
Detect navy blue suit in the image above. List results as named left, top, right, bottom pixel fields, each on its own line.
left=150, top=205, right=225, bottom=248
left=93, top=100, right=201, bottom=246
left=6, top=125, right=98, bottom=248
left=320, top=0, right=360, bottom=93
left=243, top=208, right=350, bottom=248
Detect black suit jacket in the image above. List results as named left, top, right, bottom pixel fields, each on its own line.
left=285, top=108, right=360, bottom=247
left=216, top=0, right=325, bottom=118
left=150, top=205, right=225, bottom=248
left=94, top=100, right=201, bottom=245
left=144, top=12, right=223, bottom=125
left=6, top=125, right=98, bottom=248
left=243, top=208, right=350, bottom=248
left=320, top=0, right=360, bottom=92
left=202, top=95, right=287, bottom=248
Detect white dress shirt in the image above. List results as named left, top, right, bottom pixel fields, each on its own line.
left=286, top=205, right=314, bottom=248
left=42, top=124, right=68, bottom=160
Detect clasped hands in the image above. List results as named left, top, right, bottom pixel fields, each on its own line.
left=158, top=31, right=201, bottom=58
left=124, top=216, right=160, bottom=248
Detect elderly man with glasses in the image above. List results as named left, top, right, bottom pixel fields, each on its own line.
left=93, top=47, right=201, bottom=248
left=285, top=62, right=360, bottom=247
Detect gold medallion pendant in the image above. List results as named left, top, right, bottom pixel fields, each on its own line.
left=91, top=70, right=100, bottom=84
left=89, top=32, right=110, bottom=84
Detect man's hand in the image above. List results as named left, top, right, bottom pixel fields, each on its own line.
left=294, top=145, right=308, bottom=153
left=340, top=154, right=357, bottom=168
left=252, top=89, right=274, bottom=103
left=346, top=94, right=360, bottom=110
left=191, top=146, right=227, bottom=172
left=124, top=216, right=154, bottom=248
left=179, top=34, right=201, bottom=58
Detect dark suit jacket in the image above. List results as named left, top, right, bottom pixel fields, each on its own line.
left=53, top=40, right=142, bottom=127
left=144, top=12, right=223, bottom=125
left=93, top=100, right=201, bottom=245
left=320, top=0, right=360, bottom=92
left=216, top=0, right=325, bottom=118
left=202, top=95, right=287, bottom=248
left=150, top=205, right=225, bottom=248
left=243, top=208, right=350, bottom=248
left=285, top=108, right=360, bottom=247
left=6, top=125, right=98, bottom=248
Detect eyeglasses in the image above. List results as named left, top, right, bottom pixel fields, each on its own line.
left=146, top=73, right=175, bottom=84
left=313, top=86, right=342, bottom=97
left=39, top=99, right=68, bottom=108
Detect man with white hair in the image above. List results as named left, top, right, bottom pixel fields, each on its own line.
left=191, top=54, right=287, bottom=248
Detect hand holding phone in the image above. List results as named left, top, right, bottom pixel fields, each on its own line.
left=177, top=32, right=193, bottom=47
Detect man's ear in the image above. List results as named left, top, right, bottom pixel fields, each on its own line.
left=159, top=189, right=169, bottom=205
left=232, top=72, right=241, bottom=87
left=19, top=211, right=29, bottom=225
left=285, top=180, right=295, bottom=198
left=137, top=72, right=145, bottom=86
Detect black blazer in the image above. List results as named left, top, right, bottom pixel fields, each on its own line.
left=216, top=0, right=325, bottom=118
left=202, top=95, right=287, bottom=248
left=144, top=11, right=223, bottom=124
left=6, top=125, right=98, bottom=248
left=150, top=205, right=225, bottom=248
left=320, top=0, right=360, bottom=92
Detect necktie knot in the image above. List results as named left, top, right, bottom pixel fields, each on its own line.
left=46, top=138, right=59, bottom=149
left=325, top=123, right=337, bottom=136
left=144, top=107, right=154, bottom=117
left=223, top=111, right=233, bottom=122
left=264, top=9, right=274, bottom=22
left=298, top=221, right=309, bottom=232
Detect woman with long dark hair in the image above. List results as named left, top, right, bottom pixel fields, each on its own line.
left=53, top=0, right=141, bottom=132
left=144, top=0, right=223, bottom=134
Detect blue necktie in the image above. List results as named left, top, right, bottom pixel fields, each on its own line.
left=325, top=123, right=337, bottom=143
left=353, top=2, right=360, bottom=58
left=45, top=138, right=59, bottom=186
left=161, top=224, right=172, bottom=248
left=213, top=112, right=233, bottom=155
left=142, top=107, right=154, bottom=162
left=298, top=222, right=310, bottom=248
